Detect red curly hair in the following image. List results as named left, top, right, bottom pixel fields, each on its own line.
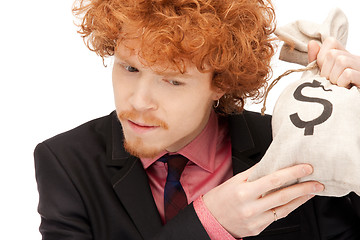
left=73, top=0, right=276, bottom=114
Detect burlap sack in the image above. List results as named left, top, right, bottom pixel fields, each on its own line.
left=248, top=9, right=360, bottom=197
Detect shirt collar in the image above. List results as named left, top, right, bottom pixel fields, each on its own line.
left=140, top=110, right=221, bottom=173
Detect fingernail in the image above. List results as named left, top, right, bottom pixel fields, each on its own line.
left=314, top=183, right=324, bottom=192
left=308, top=194, right=315, bottom=199
left=302, top=165, right=313, bottom=175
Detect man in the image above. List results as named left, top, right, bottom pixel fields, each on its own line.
left=34, top=0, right=360, bottom=239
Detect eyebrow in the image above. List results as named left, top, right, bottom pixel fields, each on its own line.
left=114, top=54, right=137, bottom=67
left=162, top=71, right=191, bottom=79
left=114, top=54, right=192, bottom=79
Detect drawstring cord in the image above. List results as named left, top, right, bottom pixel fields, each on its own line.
left=261, top=61, right=319, bottom=116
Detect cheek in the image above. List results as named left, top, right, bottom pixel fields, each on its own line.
left=164, top=94, right=212, bottom=128
left=112, top=84, right=124, bottom=109
left=112, top=77, right=131, bottom=108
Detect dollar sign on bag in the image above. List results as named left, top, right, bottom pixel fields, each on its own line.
left=290, top=80, right=333, bottom=136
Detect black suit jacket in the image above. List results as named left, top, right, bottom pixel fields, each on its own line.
left=34, top=111, right=360, bottom=239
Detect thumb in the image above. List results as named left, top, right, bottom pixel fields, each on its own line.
left=234, top=163, right=259, bottom=182
left=308, top=40, right=321, bottom=63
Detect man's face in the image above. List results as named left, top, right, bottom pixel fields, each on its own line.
left=112, top=42, right=222, bottom=158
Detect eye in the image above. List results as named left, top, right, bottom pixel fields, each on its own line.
left=168, top=80, right=183, bottom=86
left=124, top=65, right=139, bottom=73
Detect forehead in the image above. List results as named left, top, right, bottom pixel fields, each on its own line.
left=115, top=40, right=212, bottom=77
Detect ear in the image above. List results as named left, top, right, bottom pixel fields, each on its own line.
left=211, top=88, right=226, bottom=101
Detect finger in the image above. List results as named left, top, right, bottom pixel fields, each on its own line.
left=317, top=37, right=346, bottom=68
left=337, top=68, right=360, bottom=88
left=233, top=163, right=259, bottom=182
left=335, top=54, right=360, bottom=88
left=248, top=164, right=313, bottom=197
left=349, top=69, right=360, bottom=88
left=320, top=49, right=338, bottom=82
left=307, top=40, right=320, bottom=63
left=269, top=194, right=315, bottom=222
left=256, top=181, right=323, bottom=212
left=328, top=52, right=349, bottom=85
left=324, top=51, right=360, bottom=87
left=238, top=194, right=316, bottom=237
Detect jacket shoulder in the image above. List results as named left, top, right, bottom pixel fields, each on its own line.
left=35, top=112, right=115, bottom=159
left=242, top=110, right=272, bottom=128
left=242, top=110, right=272, bottom=149
left=230, top=110, right=272, bottom=141
left=227, top=110, right=272, bottom=162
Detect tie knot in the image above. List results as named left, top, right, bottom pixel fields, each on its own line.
left=162, top=154, right=188, bottom=182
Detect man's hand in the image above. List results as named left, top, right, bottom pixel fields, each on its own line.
left=202, top=164, right=324, bottom=238
left=308, top=37, right=360, bottom=88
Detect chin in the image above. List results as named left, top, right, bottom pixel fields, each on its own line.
left=123, top=138, right=164, bottom=159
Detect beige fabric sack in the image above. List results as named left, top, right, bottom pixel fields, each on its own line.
left=248, top=9, right=360, bottom=197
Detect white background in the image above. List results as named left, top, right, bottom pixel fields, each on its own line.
left=0, top=1, right=358, bottom=239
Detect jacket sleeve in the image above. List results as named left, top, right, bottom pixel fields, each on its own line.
left=34, top=142, right=93, bottom=240
left=349, top=192, right=360, bottom=218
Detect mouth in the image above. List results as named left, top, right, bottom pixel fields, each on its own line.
left=127, top=119, right=160, bottom=134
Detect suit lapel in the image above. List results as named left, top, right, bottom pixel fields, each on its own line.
left=106, top=112, right=162, bottom=239
left=111, top=158, right=162, bottom=238
left=227, top=111, right=272, bottom=175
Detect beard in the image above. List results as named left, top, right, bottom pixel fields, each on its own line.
left=123, top=137, right=163, bottom=159
left=118, top=110, right=169, bottom=158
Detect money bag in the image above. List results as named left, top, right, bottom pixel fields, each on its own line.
left=247, top=9, right=360, bottom=197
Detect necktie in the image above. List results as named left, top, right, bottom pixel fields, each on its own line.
left=161, top=154, right=189, bottom=222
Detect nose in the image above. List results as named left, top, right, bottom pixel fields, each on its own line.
left=129, top=76, right=157, bottom=112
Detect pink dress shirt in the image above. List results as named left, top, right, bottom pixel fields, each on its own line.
left=141, top=110, right=238, bottom=239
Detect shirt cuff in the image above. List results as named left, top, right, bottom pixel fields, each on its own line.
left=193, top=196, right=241, bottom=240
